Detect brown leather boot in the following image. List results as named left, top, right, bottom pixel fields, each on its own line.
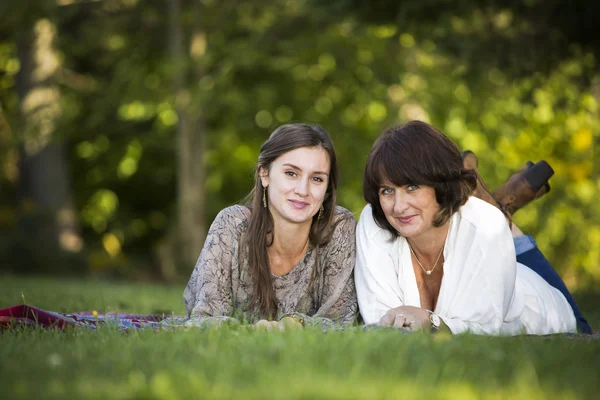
left=498, top=161, right=551, bottom=196
left=461, top=151, right=509, bottom=216
left=492, top=160, right=553, bottom=216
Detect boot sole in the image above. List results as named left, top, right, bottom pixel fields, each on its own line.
left=522, top=160, right=554, bottom=192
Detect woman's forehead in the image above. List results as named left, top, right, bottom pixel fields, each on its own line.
left=274, top=146, right=330, bottom=173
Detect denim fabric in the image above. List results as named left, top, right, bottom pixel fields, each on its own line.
left=513, top=234, right=537, bottom=256
left=514, top=235, right=592, bottom=334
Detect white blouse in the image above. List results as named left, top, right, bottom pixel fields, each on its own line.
left=355, top=197, right=576, bottom=335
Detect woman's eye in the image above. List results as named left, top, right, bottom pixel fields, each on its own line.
left=407, top=184, right=418, bottom=192
left=380, top=187, right=394, bottom=195
left=312, top=176, right=324, bottom=183
left=285, top=171, right=297, bottom=178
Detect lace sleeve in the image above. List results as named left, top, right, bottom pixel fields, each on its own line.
left=313, top=208, right=359, bottom=325
left=183, top=206, right=245, bottom=321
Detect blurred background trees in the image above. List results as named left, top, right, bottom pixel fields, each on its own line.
left=0, top=0, right=598, bottom=290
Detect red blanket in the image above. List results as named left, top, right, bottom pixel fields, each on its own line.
left=0, top=304, right=173, bottom=331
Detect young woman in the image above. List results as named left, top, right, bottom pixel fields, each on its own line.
left=183, top=123, right=358, bottom=329
left=355, top=120, right=591, bottom=335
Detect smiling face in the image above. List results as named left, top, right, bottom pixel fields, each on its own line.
left=378, top=183, right=441, bottom=240
left=260, top=146, right=330, bottom=226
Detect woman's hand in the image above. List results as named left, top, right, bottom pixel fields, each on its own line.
left=254, top=319, right=282, bottom=331
left=378, top=305, right=431, bottom=332
left=253, top=317, right=303, bottom=332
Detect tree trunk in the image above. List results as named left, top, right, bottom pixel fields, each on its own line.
left=0, top=104, right=12, bottom=198
left=15, top=18, right=83, bottom=272
left=158, top=0, right=206, bottom=281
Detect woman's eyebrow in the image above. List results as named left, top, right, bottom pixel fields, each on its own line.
left=282, top=163, right=329, bottom=176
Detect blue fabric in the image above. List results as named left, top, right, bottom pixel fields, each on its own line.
left=514, top=235, right=592, bottom=334
left=513, top=234, right=537, bottom=256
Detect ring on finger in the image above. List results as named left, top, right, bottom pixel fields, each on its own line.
left=406, top=320, right=421, bottom=330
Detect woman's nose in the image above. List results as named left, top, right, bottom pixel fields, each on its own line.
left=393, top=192, right=408, bottom=214
left=295, top=178, right=309, bottom=196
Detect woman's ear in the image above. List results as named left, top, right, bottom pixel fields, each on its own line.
left=258, top=166, right=269, bottom=188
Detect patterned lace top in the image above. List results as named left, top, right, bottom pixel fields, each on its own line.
left=183, top=205, right=358, bottom=326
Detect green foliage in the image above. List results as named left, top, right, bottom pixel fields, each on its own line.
left=1, top=275, right=599, bottom=400
left=0, top=0, right=598, bottom=287
left=0, top=274, right=185, bottom=315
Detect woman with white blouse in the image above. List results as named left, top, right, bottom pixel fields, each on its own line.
left=355, top=120, right=591, bottom=335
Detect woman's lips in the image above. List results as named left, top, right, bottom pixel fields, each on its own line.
left=395, top=215, right=416, bottom=224
left=289, top=200, right=310, bottom=209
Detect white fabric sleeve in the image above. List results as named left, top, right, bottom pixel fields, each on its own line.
left=435, top=212, right=519, bottom=335
left=355, top=206, right=402, bottom=324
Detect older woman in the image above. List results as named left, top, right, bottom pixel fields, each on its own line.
left=355, top=120, right=591, bottom=335
left=183, top=123, right=358, bottom=329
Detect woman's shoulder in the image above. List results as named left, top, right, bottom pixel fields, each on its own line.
left=353, top=204, right=400, bottom=252
left=357, top=204, right=375, bottom=224
left=211, top=205, right=251, bottom=232
left=332, top=205, right=357, bottom=226
left=458, top=197, right=510, bottom=240
left=325, top=206, right=357, bottom=241
left=357, top=204, right=390, bottom=238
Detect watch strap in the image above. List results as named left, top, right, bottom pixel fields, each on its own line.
left=427, top=310, right=440, bottom=332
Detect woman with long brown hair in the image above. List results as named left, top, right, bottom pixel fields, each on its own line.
left=183, top=123, right=357, bottom=328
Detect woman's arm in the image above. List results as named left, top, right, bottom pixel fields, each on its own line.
left=355, top=205, right=403, bottom=324
left=183, top=206, right=245, bottom=324
left=431, top=204, right=519, bottom=335
left=311, top=208, right=359, bottom=325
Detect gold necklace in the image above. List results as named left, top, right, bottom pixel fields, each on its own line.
left=408, top=242, right=444, bottom=276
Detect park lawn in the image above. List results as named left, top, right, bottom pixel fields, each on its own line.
left=1, top=275, right=599, bottom=400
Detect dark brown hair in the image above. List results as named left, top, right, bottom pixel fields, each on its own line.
left=244, top=123, right=339, bottom=319
left=363, top=120, right=477, bottom=238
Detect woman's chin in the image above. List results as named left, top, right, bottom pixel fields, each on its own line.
left=281, top=208, right=316, bottom=224
left=395, top=225, right=424, bottom=239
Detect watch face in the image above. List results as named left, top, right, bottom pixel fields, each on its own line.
left=430, top=313, right=441, bottom=328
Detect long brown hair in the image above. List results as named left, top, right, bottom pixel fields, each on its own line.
left=244, top=123, right=339, bottom=319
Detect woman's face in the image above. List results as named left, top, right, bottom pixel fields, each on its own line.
left=378, top=183, right=440, bottom=240
left=260, top=146, right=330, bottom=225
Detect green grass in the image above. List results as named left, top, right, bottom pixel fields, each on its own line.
left=1, top=275, right=599, bottom=400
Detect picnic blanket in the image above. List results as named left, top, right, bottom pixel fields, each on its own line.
left=0, top=304, right=176, bottom=331
left=2, top=304, right=597, bottom=336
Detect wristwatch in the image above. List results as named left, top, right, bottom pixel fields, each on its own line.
left=427, top=310, right=441, bottom=333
